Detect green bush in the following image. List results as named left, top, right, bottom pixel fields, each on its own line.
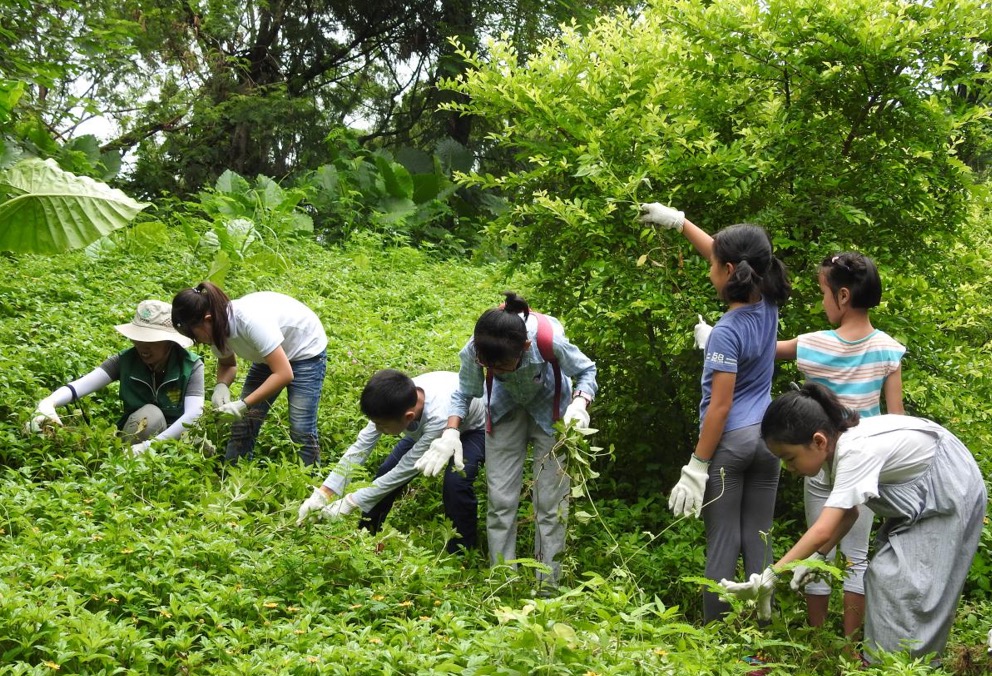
left=443, top=0, right=992, bottom=493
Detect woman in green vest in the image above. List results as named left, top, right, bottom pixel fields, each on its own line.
left=29, top=300, right=205, bottom=454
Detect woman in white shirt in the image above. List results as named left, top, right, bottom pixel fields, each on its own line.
left=171, top=282, right=327, bottom=466
left=720, top=382, right=985, bottom=665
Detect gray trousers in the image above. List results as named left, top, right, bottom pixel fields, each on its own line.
left=863, top=427, right=986, bottom=661
left=486, top=406, right=569, bottom=584
left=804, top=473, right=872, bottom=595
left=702, top=423, right=781, bottom=621
left=121, top=404, right=167, bottom=443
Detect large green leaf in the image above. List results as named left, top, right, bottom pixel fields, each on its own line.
left=374, top=154, right=414, bottom=200
left=0, top=157, right=149, bottom=254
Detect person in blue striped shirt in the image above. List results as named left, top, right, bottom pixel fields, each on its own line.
left=776, top=251, right=905, bottom=640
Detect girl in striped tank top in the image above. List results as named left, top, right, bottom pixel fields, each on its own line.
left=777, top=252, right=905, bottom=641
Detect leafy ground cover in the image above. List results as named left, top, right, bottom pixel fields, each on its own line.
left=1, top=232, right=990, bottom=674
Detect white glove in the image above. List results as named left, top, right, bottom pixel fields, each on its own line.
left=668, top=455, right=710, bottom=518
left=297, top=488, right=330, bottom=525
left=211, top=383, right=232, bottom=408
left=986, top=627, right=992, bottom=655
left=29, top=398, right=62, bottom=433
left=719, top=567, right=777, bottom=620
left=414, top=428, right=464, bottom=477
left=563, top=397, right=590, bottom=428
left=789, top=552, right=827, bottom=592
left=638, top=202, right=685, bottom=232
left=320, top=493, right=358, bottom=520
left=130, top=440, right=151, bottom=456
left=217, top=399, right=248, bottom=421
left=693, top=314, right=713, bottom=350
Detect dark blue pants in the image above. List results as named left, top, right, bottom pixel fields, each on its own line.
left=360, top=429, right=485, bottom=553
left=225, top=351, right=326, bottom=466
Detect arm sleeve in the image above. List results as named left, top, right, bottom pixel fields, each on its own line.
left=823, top=453, right=882, bottom=509
left=182, top=358, right=206, bottom=398
left=242, top=314, right=284, bottom=360
left=47, top=366, right=116, bottom=407
left=322, top=422, right=382, bottom=495
left=448, top=342, right=485, bottom=420
left=348, top=423, right=445, bottom=512
left=703, top=325, right=741, bottom=374
left=151, top=361, right=206, bottom=442
left=553, top=332, right=598, bottom=399
left=153, top=395, right=205, bottom=442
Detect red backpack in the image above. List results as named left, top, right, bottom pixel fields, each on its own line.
left=484, top=311, right=561, bottom=433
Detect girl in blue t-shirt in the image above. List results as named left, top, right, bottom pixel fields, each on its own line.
left=640, top=202, right=791, bottom=621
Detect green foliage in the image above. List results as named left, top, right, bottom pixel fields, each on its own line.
left=304, top=131, right=494, bottom=253
left=0, top=158, right=148, bottom=254
left=442, top=0, right=992, bottom=487
left=0, top=73, right=124, bottom=180
left=0, top=80, right=26, bottom=132
left=171, top=169, right=316, bottom=284
left=2, top=222, right=991, bottom=672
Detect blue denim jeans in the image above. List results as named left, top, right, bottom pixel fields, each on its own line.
left=360, top=429, right=486, bottom=553
left=224, top=350, right=326, bottom=466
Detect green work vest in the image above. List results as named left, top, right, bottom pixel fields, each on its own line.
left=117, top=346, right=201, bottom=427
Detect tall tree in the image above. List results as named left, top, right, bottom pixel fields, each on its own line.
left=3, top=0, right=626, bottom=196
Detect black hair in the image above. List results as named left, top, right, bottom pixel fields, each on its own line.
left=819, top=252, right=882, bottom=309
left=473, top=292, right=530, bottom=366
left=171, top=282, right=232, bottom=353
left=761, top=382, right=860, bottom=446
left=359, top=369, right=418, bottom=420
left=712, top=224, right=791, bottom=306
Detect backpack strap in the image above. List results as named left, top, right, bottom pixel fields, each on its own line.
left=483, top=310, right=562, bottom=433
left=531, top=312, right=562, bottom=424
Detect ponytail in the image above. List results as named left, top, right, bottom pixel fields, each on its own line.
left=171, top=281, right=232, bottom=353
left=761, top=382, right=859, bottom=446
left=473, top=291, right=530, bottom=365
left=761, top=255, right=791, bottom=307
left=712, top=224, right=791, bottom=306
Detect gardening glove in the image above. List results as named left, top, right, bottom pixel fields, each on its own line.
left=563, top=397, right=590, bottom=429
left=320, top=493, right=358, bottom=520
left=415, top=428, right=464, bottom=477
left=130, top=440, right=151, bottom=456
left=668, top=455, right=710, bottom=518
left=789, top=552, right=827, bottom=592
left=719, top=567, right=777, bottom=620
left=987, top=627, right=992, bottom=655
left=693, top=315, right=713, bottom=350
left=638, top=202, right=685, bottom=232
left=211, top=383, right=232, bottom=408
left=29, top=397, right=62, bottom=433
left=296, top=488, right=330, bottom=525
left=217, top=399, right=248, bottom=421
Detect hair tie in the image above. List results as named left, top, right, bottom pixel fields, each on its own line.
left=830, top=255, right=851, bottom=272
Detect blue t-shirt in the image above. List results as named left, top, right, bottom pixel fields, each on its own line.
left=699, top=297, right=778, bottom=432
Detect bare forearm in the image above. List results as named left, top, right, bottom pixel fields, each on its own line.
left=777, top=507, right=858, bottom=568
left=243, top=371, right=293, bottom=407
left=695, top=403, right=730, bottom=461
left=216, top=363, right=238, bottom=387
left=681, top=218, right=713, bottom=260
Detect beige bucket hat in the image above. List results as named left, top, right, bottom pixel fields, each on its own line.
left=115, top=300, right=193, bottom=348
